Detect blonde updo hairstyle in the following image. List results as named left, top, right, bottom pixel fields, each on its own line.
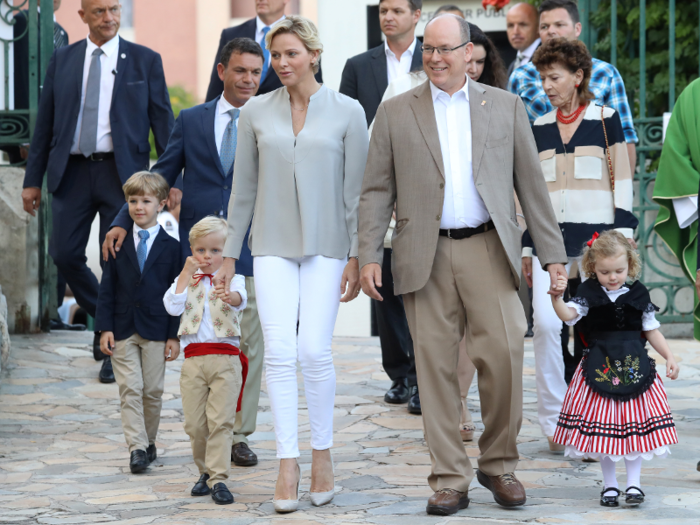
left=265, top=15, right=323, bottom=74
left=581, top=230, right=641, bottom=280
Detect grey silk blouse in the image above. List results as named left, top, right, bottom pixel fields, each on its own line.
left=223, top=85, right=369, bottom=261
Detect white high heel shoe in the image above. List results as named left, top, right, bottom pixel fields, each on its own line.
left=273, top=460, right=300, bottom=513
left=310, top=451, right=335, bottom=506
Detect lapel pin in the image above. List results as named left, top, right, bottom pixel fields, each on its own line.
left=481, top=100, right=486, bottom=106
left=121, top=53, right=126, bottom=59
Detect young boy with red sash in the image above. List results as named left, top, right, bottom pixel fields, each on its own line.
left=164, top=216, right=248, bottom=505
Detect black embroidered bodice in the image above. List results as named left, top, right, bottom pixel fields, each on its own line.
left=570, top=279, right=659, bottom=336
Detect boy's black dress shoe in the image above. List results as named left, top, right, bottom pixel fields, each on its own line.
left=384, top=378, right=410, bottom=404
left=231, top=442, right=258, bottom=466
left=407, top=385, right=421, bottom=414
left=191, top=473, right=211, bottom=496
left=147, top=444, right=157, bottom=463
left=129, top=450, right=149, bottom=474
left=600, top=487, right=620, bottom=507
left=99, top=357, right=116, bottom=383
left=211, top=483, right=234, bottom=504
left=625, top=486, right=645, bottom=505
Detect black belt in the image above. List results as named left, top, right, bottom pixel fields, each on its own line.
left=70, top=152, right=115, bottom=162
left=439, top=220, right=494, bottom=240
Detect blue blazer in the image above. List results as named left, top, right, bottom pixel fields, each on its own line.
left=23, top=38, right=174, bottom=192
left=95, top=227, right=181, bottom=341
left=111, top=96, right=255, bottom=276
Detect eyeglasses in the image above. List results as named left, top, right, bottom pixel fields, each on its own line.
left=421, top=42, right=469, bottom=56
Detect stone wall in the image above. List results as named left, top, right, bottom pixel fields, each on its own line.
left=0, top=166, right=40, bottom=334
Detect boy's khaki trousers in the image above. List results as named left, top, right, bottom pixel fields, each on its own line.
left=181, top=354, right=243, bottom=488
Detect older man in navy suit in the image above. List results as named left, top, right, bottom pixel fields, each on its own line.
left=204, top=0, right=322, bottom=101
left=103, top=38, right=265, bottom=469
left=21, top=0, right=174, bottom=383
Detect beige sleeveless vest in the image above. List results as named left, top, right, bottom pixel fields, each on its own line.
left=178, top=276, right=242, bottom=338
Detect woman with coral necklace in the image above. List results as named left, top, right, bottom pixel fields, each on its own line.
left=522, top=38, right=638, bottom=451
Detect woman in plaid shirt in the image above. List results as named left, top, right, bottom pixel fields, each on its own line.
left=521, top=38, right=638, bottom=450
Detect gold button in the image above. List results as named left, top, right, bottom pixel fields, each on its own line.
left=436, top=214, right=441, bottom=221
left=439, top=183, right=444, bottom=189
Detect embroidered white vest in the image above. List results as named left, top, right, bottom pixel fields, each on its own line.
left=177, top=277, right=241, bottom=338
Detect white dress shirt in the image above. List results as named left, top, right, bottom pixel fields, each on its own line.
left=385, top=36, right=417, bottom=84
left=70, top=34, right=120, bottom=154
left=214, top=93, right=241, bottom=154
left=132, top=223, right=160, bottom=257
left=430, top=76, right=490, bottom=229
left=163, top=270, right=248, bottom=351
left=256, top=15, right=286, bottom=67
left=516, top=38, right=541, bottom=68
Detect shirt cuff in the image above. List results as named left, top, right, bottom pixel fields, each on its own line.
left=563, top=301, right=587, bottom=326
left=230, top=276, right=248, bottom=312
left=642, top=311, right=661, bottom=331
left=522, top=246, right=533, bottom=258
left=672, top=196, right=698, bottom=229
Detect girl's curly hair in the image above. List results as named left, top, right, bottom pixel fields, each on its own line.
left=581, top=230, right=641, bottom=280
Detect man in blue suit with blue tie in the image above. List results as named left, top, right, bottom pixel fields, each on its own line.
left=103, top=37, right=265, bottom=469
left=21, top=0, right=174, bottom=383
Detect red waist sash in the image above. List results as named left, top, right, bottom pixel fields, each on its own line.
left=184, top=343, right=248, bottom=412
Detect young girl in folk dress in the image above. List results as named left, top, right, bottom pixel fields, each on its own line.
left=550, top=230, right=679, bottom=507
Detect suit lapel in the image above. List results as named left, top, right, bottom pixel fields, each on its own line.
left=469, top=81, right=491, bottom=182
left=203, top=97, right=225, bottom=177
left=410, top=82, right=445, bottom=179
left=141, top=228, right=168, bottom=277
left=71, top=40, right=88, bottom=101
left=111, top=38, right=128, bottom=105
left=370, top=45, right=388, bottom=102
left=122, top=232, right=140, bottom=274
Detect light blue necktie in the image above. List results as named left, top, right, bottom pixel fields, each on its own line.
left=219, top=108, right=240, bottom=175
left=137, top=230, right=150, bottom=272
left=79, top=48, right=104, bottom=157
left=261, top=26, right=271, bottom=81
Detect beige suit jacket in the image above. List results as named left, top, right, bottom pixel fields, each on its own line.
left=359, top=80, right=567, bottom=295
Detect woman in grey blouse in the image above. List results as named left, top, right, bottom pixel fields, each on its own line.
left=216, top=16, right=368, bottom=512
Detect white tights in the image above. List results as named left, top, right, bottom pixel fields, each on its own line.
left=601, top=456, right=643, bottom=496
left=254, top=255, right=346, bottom=459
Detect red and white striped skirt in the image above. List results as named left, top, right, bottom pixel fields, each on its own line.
left=553, top=363, right=678, bottom=460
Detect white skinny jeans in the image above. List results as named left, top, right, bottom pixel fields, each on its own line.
left=254, top=255, right=346, bottom=458
left=531, top=256, right=584, bottom=437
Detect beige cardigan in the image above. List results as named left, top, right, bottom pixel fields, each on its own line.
left=224, top=85, right=369, bottom=260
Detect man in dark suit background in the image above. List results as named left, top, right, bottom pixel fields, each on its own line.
left=505, top=2, right=540, bottom=78
left=205, top=0, right=321, bottom=101
left=339, top=0, right=423, bottom=414
left=102, top=38, right=265, bottom=469
left=21, top=0, right=174, bottom=383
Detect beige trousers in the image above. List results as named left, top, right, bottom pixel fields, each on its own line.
left=112, top=334, right=166, bottom=453
left=233, top=276, right=264, bottom=445
left=403, top=230, right=527, bottom=492
left=180, top=354, right=242, bottom=487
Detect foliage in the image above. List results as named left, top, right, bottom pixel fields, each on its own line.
left=149, top=85, right=197, bottom=160
left=523, top=0, right=700, bottom=118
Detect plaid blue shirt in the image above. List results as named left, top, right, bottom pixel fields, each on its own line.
left=508, top=58, right=638, bottom=143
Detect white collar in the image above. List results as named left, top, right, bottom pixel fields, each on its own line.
left=601, top=284, right=629, bottom=296
left=256, top=14, right=286, bottom=33
left=384, top=36, right=418, bottom=59
left=86, top=33, right=120, bottom=57
left=218, top=93, right=242, bottom=116
left=520, top=38, right=541, bottom=59
left=430, top=75, right=470, bottom=102
left=133, top=222, right=160, bottom=239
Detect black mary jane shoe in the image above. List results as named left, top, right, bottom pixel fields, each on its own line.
left=129, top=450, right=149, bottom=474
left=211, top=482, right=234, bottom=505
left=146, top=444, right=157, bottom=463
left=191, top=473, right=211, bottom=496
left=384, top=378, right=410, bottom=404
left=625, top=486, right=645, bottom=506
left=599, top=487, right=621, bottom=507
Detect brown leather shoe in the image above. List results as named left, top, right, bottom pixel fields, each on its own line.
left=231, top=442, right=258, bottom=466
left=476, top=470, right=526, bottom=507
left=426, top=488, right=469, bottom=515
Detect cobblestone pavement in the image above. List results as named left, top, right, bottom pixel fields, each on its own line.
left=1, top=332, right=699, bottom=524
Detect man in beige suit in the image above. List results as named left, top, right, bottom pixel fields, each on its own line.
left=359, top=14, right=568, bottom=516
